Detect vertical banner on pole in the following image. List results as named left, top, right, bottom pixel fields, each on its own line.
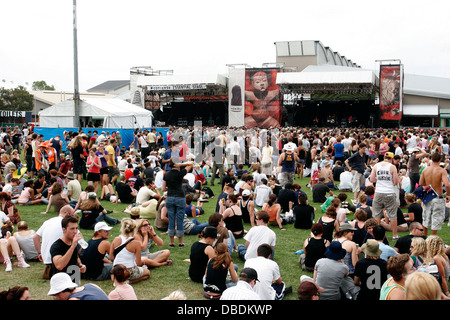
left=379, top=64, right=403, bottom=121
left=244, top=68, right=282, bottom=128
left=228, top=67, right=246, bottom=127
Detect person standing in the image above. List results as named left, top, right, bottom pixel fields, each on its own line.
left=419, top=151, right=450, bottom=236
left=277, top=143, right=299, bottom=188
left=344, top=142, right=367, bottom=201
left=162, top=157, right=193, bottom=247
left=407, top=147, right=427, bottom=193
left=210, top=138, right=225, bottom=187
left=369, top=152, right=399, bottom=240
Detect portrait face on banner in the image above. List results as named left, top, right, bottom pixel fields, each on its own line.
left=379, top=65, right=402, bottom=121
left=244, top=69, right=282, bottom=128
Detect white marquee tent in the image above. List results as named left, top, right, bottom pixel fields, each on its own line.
left=38, top=98, right=153, bottom=128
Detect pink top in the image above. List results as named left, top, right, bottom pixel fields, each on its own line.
left=108, top=283, right=138, bottom=300
left=18, top=187, right=32, bottom=204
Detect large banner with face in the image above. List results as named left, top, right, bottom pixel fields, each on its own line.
left=379, top=65, right=403, bottom=121
left=244, top=68, right=282, bottom=128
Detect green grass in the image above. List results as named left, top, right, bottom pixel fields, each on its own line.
left=2, top=174, right=450, bottom=300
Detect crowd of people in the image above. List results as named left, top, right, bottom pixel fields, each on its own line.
left=0, top=124, right=450, bottom=301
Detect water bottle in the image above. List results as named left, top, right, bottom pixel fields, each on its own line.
left=78, top=238, right=89, bottom=249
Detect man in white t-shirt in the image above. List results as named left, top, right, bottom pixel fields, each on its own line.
left=66, top=172, right=82, bottom=207
left=237, top=211, right=276, bottom=261
left=254, top=178, right=272, bottom=207
left=342, top=134, right=353, bottom=158
left=33, top=205, right=74, bottom=277
left=154, top=169, right=164, bottom=189
left=244, top=244, right=291, bottom=300
left=135, top=177, right=160, bottom=204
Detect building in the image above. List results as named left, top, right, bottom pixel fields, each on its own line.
left=96, top=41, right=450, bottom=128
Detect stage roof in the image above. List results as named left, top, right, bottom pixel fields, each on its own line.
left=136, top=74, right=228, bottom=92
left=276, top=65, right=379, bottom=94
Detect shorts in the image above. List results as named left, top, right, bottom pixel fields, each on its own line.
left=100, top=167, right=109, bottom=175
left=142, top=250, right=164, bottom=260
left=297, top=160, right=306, bottom=165
left=423, top=197, right=445, bottom=231
left=128, top=266, right=145, bottom=281
left=372, top=192, right=397, bottom=220
left=279, top=171, right=295, bottom=187
left=351, top=172, right=365, bottom=193
left=108, top=166, right=120, bottom=179
left=87, top=172, right=100, bottom=182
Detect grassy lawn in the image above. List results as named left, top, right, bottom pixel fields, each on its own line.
left=2, top=174, right=449, bottom=300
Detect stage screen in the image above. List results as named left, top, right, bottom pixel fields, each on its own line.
left=244, top=68, right=282, bottom=128
left=379, top=65, right=403, bottom=121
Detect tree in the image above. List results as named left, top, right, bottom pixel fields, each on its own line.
left=32, top=80, right=55, bottom=91
left=0, top=86, right=34, bottom=111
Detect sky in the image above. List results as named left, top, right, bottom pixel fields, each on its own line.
left=1, top=0, right=449, bottom=92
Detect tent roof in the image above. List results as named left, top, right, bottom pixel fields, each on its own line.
left=39, top=98, right=153, bottom=117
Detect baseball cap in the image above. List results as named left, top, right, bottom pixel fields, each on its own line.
left=242, top=189, right=251, bottom=196
left=94, top=221, right=113, bottom=232
left=88, top=192, right=97, bottom=199
left=48, top=273, right=78, bottom=296
left=239, top=267, right=259, bottom=282
left=384, top=152, right=394, bottom=159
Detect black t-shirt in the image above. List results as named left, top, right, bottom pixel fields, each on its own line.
left=293, top=204, right=315, bottom=229
left=189, top=241, right=210, bottom=283
left=272, top=185, right=282, bottom=196
left=143, top=167, right=154, bottom=179
left=312, top=183, right=330, bottom=203
left=115, top=182, right=135, bottom=203
left=221, top=174, right=237, bottom=189
left=12, top=133, right=22, bottom=145
left=332, top=166, right=345, bottom=181
left=277, top=189, right=297, bottom=213
left=163, top=168, right=187, bottom=198
left=3, top=134, right=11, bottom=146
left=407, top=202, right=423, bottom=224
left=79, top=205, right=104, bottom=230
left=394, top=235, right=427, bottom=254
left=354, top=258, right=388, bottom=300
left=128, top=176, right=144, bottom=191
left=396, top=207, right=407, bottom=225
left=50, top=238, right=79, bottom=277
left=71, top=145, right=84, bottom=164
